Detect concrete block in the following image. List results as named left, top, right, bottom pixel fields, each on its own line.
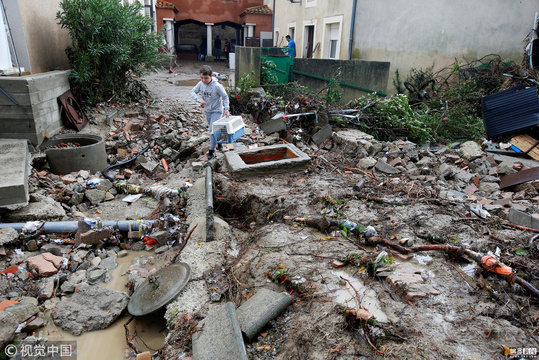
left=0, top=139, right=29, bottom=208
left=259, top=117, right=287, bottom=134
left=192, top=302, right=247, bottom=360
left=508, top=208, right=533, bottom=229
left=235, top=47, right=261, bottom=86
left=236, top=288, right=293, bottom=340
left=311, top=124, right=333, bottom=146
left=0, top=71, right=69, bottom=145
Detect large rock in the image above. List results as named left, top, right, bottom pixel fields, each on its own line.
left=0, top=311, right=18, bottom=349
left=460, top=141, right=483, bottom=161
left=52, top=283, right=129, bottom=335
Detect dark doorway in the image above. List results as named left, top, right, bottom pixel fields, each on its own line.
left=306, top=25, right=314, bottom=58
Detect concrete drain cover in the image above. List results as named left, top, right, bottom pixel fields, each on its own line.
left=224, top=144, right=311, bottom=175
left=128, top=262, right=191, bottom=316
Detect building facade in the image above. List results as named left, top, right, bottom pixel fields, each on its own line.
left=270, top=0, right=538, bottom=92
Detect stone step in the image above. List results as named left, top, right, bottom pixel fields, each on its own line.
left=236, top=287, right=294, bottom=340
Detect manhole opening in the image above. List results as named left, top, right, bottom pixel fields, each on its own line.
left=239, top=148, right=298, bottom=165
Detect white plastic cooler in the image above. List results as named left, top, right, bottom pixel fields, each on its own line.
left=210, top=115, right=245, bottom=144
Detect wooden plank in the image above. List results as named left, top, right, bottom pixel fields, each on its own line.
left=510, top=134, right=539, bottom=161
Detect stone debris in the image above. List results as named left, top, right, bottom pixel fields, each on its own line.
left=52, top=283, right=129, bottom=336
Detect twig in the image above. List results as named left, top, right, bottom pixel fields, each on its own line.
left=367, top=236, right=539, bottom=299
left=364, top=333, right=385, bottom=354
left=168, top=224, right=198, bottom=265
left=503, top=222, right=539, bottom=233
left=124, top=315, right=139, bottom=354
left=287, top=252, right=342, bottom=261
left=340, top=276, right=362, bottom=308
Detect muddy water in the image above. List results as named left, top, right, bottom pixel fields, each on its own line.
left=41, top=251, right=167, bottom=360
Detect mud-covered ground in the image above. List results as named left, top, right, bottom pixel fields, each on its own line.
left=2, top=60, right=538, bottom=360
left=140, top=62, right=539, bottom=360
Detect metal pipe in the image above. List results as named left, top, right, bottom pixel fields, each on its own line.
left=349, top=0, right=357, bottom=60
left=0, top=220, right=156, bottom=233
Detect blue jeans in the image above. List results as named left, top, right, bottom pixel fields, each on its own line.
left=206, top=111, right=222, bottom=151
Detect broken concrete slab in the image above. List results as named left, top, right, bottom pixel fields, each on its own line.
left=259, top=116, right=287, bottom=134
left=489, top=153, right=539, bottom=169
left=375, top=159, right=400, bottom=174
left=4, top=297, right=39, bottom=323
left=192, top=302, right=247, bottom=360
left=5, top=193, right=66, bottom=222
left=0, top=227, right=19, bottom=246
left=236, top=287, right=293, bottom=340
left=507, top=208, right=539, bottom=230
left=0, top=311, right=19, bottom=349
left=0, top=139, right=30, bottom=209
left=311, top=124, right=333, bottom=146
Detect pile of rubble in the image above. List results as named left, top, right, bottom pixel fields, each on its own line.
left=2, top=71, right=539, bottom=358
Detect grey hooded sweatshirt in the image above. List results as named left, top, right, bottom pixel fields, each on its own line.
left=190, top=77, right=230, bottom=114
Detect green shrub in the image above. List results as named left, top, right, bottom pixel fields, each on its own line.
left=261, top=59, right=278, bottom=85
left=57, top=0, right=168, bottom=104
left=352, top=94, right=434, bottom=144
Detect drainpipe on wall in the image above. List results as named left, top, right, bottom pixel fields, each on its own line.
left=272, top=0, right=275, bottom=45
left=348, top=0, right=357, bottom=60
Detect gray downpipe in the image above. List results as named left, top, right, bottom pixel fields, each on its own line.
left=349, top=0, right=358, bottom=60
left=0, top=220, right=156, bottom=233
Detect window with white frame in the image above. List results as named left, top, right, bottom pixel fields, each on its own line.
left=322, top=15, right=343, bottom=60
left=329, top=24, right=339, bottom=59
left=305, top=0, right=317, bottom=8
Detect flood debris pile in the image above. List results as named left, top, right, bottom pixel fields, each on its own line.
left=3, top=60, right=539, bottom=359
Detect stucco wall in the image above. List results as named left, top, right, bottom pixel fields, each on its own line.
left=16, top=0, right=70, bottom=74
left=270, top=0, right=353, bottom=59
left=353, top=0, right=537, bottom=92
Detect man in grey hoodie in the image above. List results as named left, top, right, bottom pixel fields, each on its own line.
left=190, top=65, right=230, bottom=159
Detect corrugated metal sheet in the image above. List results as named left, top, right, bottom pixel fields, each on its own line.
left=482, top=85, right=539, bottom=139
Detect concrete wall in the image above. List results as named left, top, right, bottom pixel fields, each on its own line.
left=353, top=0, right=537, bottom=92
left=293, top=59, right=390, bottom=102
left=235, top=47, right=262, bottom=86
left=0, top=71, right=70, bottom=146
left=11, top=0, right=71, bottom=74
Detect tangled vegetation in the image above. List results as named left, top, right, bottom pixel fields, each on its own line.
left=57, top=0, right=168, bottom=105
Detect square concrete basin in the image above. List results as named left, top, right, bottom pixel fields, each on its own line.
left=224, top=144, right=311, bottom=175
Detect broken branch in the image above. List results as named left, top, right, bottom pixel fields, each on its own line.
left=367, top=236, right=539, bottom=299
